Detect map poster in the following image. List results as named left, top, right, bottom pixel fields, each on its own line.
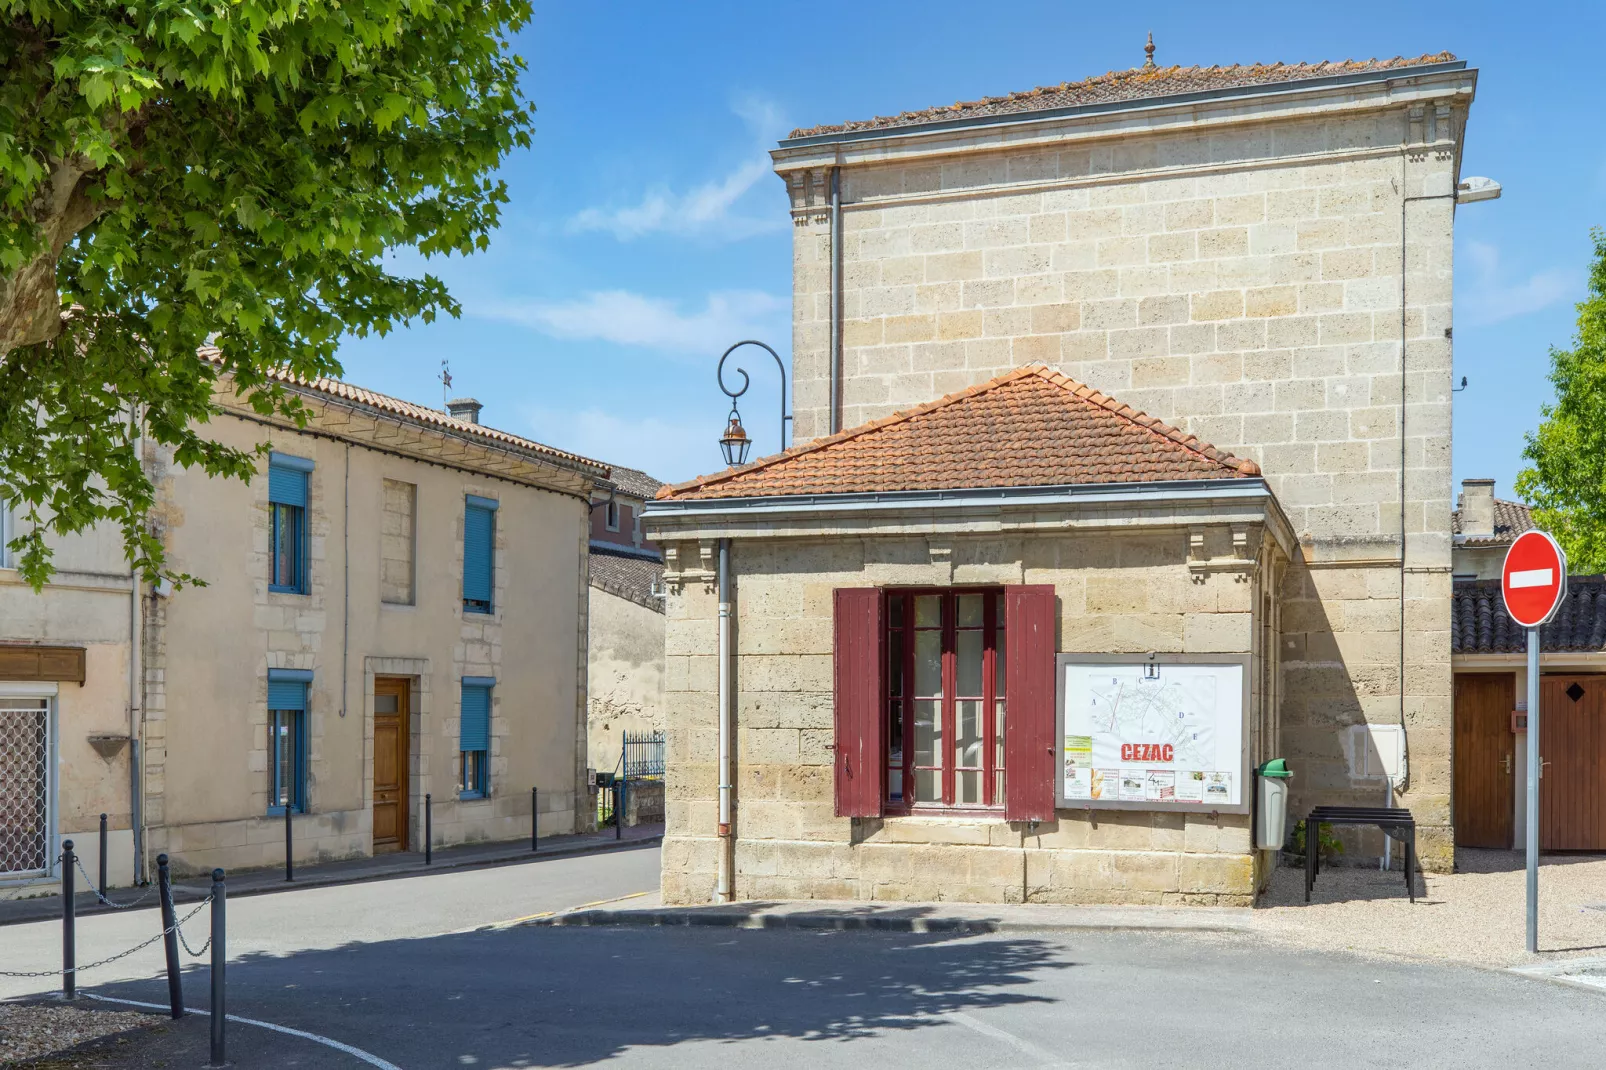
left=1056, top=656, right=1249, bottom=813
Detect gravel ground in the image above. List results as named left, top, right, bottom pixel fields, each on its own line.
left=1255, top=848, right=1606, bottom=967
left=0, top=1002, right=157, bottom=1065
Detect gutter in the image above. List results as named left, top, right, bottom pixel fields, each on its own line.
left=779, top=61, right=1471, bottom=149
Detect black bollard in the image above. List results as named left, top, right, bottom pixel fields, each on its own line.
left=531, top=787, right=538, bottom=852
left=284, top=803, right=293, bottom=882
left=209, top=869, right=226, bottom=1067
left=424, top=793, right=432, bottom=865
left=62, top=839, right=76, bottom=998
left=157, top=855, right=184, bottom=1019
left=98, top=814, right=108, bottom=896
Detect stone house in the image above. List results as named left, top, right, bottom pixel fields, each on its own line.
left=647, top=50, right=1489, bottom=905
left=0, top=363, right=604, bottom=887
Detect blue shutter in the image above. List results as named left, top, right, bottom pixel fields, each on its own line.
left=460, top=681, right=491, bottom=753
left=268, top=453, right=312, bottom=508
left=267, top=668, right=310, bottom=711
left=463, top=499, right=495, bottom=607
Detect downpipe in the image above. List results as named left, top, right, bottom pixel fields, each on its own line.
left=716, top=538, right=734, bottom=902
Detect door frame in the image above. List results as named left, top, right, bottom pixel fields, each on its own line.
left=372, top=676, right=413, bottom=853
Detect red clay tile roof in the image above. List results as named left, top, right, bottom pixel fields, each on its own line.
left=787, top=53, right=1459, bottom=139
left=199, top=347, right=608, bottom=476
left=657, top=365, right=1258, bottom=501
left=1452, top=496, right=1535, bottom=546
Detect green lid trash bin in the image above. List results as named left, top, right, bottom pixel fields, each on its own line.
left=1256, top=758, right=1291, bottom=849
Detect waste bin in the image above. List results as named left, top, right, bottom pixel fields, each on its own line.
left=1256, top=758, right=1292, bottom=850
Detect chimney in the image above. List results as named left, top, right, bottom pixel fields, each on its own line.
left=446, top=397, right=483, bottom=425
left=1460, top=478, right=1496, bottom=537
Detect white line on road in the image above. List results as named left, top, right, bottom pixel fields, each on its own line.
left=83, top=993, right=404, bottom=1069
left=945, top=1009, right=1080, bottom=1067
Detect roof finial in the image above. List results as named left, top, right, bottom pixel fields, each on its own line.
left=1143, top=31, right=1156, bottom=70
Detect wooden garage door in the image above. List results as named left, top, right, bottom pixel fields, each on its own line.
left=1540, top=675, right=1606, bottom=851
left=1454, top=673, right=1514, bottom=849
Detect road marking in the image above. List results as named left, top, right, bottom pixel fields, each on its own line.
left=1510, top=568, right=1554, bottom=588
left=945, top=1010, right=1077, bottom=1067
left=453, top=890, right=652, bottom=934
left=83, top=993, right=404, bottom=1069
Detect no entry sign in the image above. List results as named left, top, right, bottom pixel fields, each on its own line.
left=1502, top=529, right=1567, bottom=628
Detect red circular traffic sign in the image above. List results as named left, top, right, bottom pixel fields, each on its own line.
left=1502, top=530, right=1568, bottom=628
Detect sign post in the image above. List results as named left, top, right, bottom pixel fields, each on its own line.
left=1500, top=529, right=1567, bottom=954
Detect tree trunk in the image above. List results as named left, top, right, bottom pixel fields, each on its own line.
left=0, top=156, right=104, bottom=357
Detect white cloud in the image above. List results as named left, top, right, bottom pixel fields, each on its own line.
left=1458, top=240, right=1577, bottom=327
left=522, top=405, right=719, bottom=485
left=473, top=289, right=787, bottom=357
left=568, top=95, right=789, bottom=242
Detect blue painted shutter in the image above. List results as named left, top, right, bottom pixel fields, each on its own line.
left=460, top=683, right=491, bottom=752
left=268, top=678, right=308, bottom=711
left=463, top=501, right=494, bottom=605
left=267, top=456, right=310, bottom=508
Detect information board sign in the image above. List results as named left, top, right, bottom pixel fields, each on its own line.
left=1054, top=654, right=1251, bottom=814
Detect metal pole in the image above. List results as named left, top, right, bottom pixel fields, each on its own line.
left=99, top=813, right=108, bottom=894
left=209, top=869, right=225, bottom=1067
left=615, top=780, right=622, bottom=840
left=1526, top=625, right=1541, bottom=953
left=157, top=854, right=184, bottom=1018
left=62, top=839, right=76, bottom=999
left=531, top=787, right=538, bottom=852
left=424, top=793, right=432, bottom=865
left=284, top=803, right=293, bottom=882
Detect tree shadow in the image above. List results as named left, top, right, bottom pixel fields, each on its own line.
left=85, top=907, right=1076, bottom=1068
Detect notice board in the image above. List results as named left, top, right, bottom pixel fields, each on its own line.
left=1055, top=654, right=1251, bottom=814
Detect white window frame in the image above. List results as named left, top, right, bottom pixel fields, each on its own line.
left=0, top=500, right=14, bottom=570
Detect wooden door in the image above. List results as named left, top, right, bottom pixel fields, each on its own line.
left=1540, top=675, right=1606, bottom=851
left=373, top=678, right=411, bottom=852
left=1453, top=673, right=1514, bottom=848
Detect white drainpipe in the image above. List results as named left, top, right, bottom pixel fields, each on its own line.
left=716, top=538, right=733, bottom=902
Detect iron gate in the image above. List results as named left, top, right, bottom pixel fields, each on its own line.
left=0, top=698, right=51, bottom=876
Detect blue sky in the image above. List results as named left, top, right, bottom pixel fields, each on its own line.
left=334, top=1, right=1606, bottom=501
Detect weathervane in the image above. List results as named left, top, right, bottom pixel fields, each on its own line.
left=440, top=359, right=453, bottom=408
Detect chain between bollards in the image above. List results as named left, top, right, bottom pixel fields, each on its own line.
left=62, top=839, right=76, bottom=999
left=424, top=793, right=432, bottom=865
left=209, top=868, right=226, bottom=1067
left=158, top=854, right=184, bottom=1019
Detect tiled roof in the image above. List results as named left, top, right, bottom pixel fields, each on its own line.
left=787, top=53, right=1458, bottom=140
left=657, top=365, right=1259, bottom=502
left=1453, top=577, right=1606, bottom=655
left=1452, top=497, right=1534, bottom=546
left=200, top=347, right=607, bottom=475
left=589, top=545, right=665, bottom=614
left=601, top=465, right=664, bottom=501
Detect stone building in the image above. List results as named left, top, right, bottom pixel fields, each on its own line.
left=0, top=363, right=604, bottom=888
left=647, top=50, right=1489, bottom=905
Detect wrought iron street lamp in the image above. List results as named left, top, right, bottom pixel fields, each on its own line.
left=716, top=340, right=788, bottom=467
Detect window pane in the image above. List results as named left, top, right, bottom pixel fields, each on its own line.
left=956, top=699, right=983, bottom=767
left=994, top=700, right=1007, bottom=771
left=913, top=699, right=940, bottom=766
left=994, top=635, right=1006, bottom=696
left=993, top=770, right=1006, bottom=807
left=914, top=630, right=942, bottom=697
left=957, top=629, right=983, bottom=696
left=888, top=594, right=904, bottom=628
left=914, top=768, right=940, bottom=802
left=272, top=711, right=299, bottom=809
left=374, top=694, right=398, bottom=715
left=958, top=594, right=984, bottom=628
left=888, top=700, right=904, bottom=765
left=888, top=767, right=904, bottom=804
left=888, top=630, right=904, bottom=698
left=956, top=769, right=983, bottom=805
left=914, top=594, right=940, bottom=628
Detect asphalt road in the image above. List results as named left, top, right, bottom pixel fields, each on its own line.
left=8, top=845, right=1606, bottom=1069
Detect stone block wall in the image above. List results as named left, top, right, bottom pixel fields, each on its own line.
left=661, top=529, right=1273, bottom=907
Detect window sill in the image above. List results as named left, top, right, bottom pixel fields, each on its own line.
left=266, top=805, right=305, bottom=817
left=881, top=807, right=1006, bottom=821
left=462, top=604, right=493, bottom=616
left=458, top=791, right=488, bottom=802
left=268, top=585, right=307, bottom=596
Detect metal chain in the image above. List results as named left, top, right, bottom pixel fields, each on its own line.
left=0, top=894, right=212, bottom=979
left=72, top=855, right=157, bottom=910
left=175, top=907, right=212, bottom=958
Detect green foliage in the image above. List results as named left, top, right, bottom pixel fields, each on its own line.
left=1517, top=229, right=1606, bottom=573
left=1291, top=819, right=1344, bottom=857
left=0, top=0, right=533, bottom=587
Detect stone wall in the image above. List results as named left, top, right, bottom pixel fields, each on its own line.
left=587, top=584, right=665, bottom=775
left=776, top=86, right=1466, bottom=869
left=661, top=530, right=1276, bottom=907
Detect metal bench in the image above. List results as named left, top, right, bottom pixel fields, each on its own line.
left=1303, top=805, right=1417, bottom=904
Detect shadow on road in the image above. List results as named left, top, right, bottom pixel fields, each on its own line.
left=86, top=912, right=1075, bottom=1068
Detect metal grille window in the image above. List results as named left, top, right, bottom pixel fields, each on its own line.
left=0, top=698, right=50, bottom=876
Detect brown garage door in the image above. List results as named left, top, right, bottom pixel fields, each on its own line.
left=1540, top=675, right=1606, bottom=851
left=1454, top=673, right=1514, bottom=849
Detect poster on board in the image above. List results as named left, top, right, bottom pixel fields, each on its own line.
left=1055, top=655, right=1249, bottom=814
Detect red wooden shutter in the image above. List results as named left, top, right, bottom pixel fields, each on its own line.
left=1004, top=584, right=1057, bottom=822
left=833, top=587, right=885, bottom=818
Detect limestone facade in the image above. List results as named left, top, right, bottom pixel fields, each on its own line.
left=771, top=62, right=1476, bottom=869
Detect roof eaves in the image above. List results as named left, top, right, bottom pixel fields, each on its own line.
left=778, top=59, right=1470, bottom=148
